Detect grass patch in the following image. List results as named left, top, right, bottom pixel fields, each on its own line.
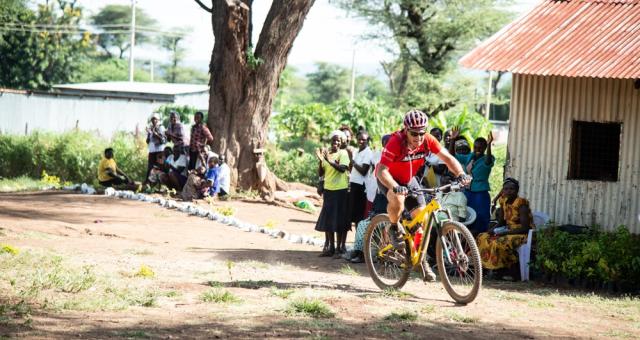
left=0, top=250, right=161, bottom=312
left=0, top=176, right=56, bottom=193
left=134, top=265, right=155, bottom=279
left=448, top=312, right=479, bottom=324
left=230, top=280, right=275, bottom=289
left=200, top=289, right=241, bottom=304
left=117, top=330, right=150, bottom=338
left=338, top=264, right=358, bottom=276
left=162, top=290, right=180, bottom=298
left=0, top=300, right=33, bottom=326
left=421, top=304, right=436, bottom=314
left=384, top=310, right=418, bottom=322
left=270, top=287, right=295, bottom=299
left=381, top=288, right=415, bottom=300
left=494, top=292, right=527, bottom=302
left=130, top=249, right=154, bottom=256
left=527, top=300, right=555, bottom=309
left=286, top=298, right=335, bottom=318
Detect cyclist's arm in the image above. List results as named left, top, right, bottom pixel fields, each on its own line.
left=375, top=163, right=398, bottom=191
left=434, top=148, right=465, bottom=177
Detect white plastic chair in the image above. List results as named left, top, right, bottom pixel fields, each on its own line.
left=517, top=211, right=549, bottom=281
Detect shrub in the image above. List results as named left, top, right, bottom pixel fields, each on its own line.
left=534, top=226, right=640, bottom=289
left=266, top=146, right=317, bottom=186
left=286, top=298, right=334, bottom=318
left=0, top=131, right=147, bottom=184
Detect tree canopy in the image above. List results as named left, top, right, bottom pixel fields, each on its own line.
left=0, top=0, right=92, bottom=90
left=90, top=4, right=157, bottom=59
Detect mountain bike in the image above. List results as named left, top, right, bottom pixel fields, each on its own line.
left=363, top=182, right=482, bottom=304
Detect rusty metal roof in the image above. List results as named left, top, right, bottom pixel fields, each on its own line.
left=459, top=0, right=640, bottom=79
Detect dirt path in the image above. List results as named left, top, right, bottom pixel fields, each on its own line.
left=0, top=191, right=638, bottom=339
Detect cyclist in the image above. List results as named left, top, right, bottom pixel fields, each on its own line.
left=376, top=109, right=471, bottom=281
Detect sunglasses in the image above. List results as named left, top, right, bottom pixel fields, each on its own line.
left=409, top=130, right=426, bottom=137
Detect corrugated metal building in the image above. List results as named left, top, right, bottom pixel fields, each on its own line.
left=460, top=0, right=640, bottom=231
left=0, top=82, right=209, bottom=136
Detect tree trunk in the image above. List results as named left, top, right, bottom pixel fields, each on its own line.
left=207, top=0, right=314, bottom=191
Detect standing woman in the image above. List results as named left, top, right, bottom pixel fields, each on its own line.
left=315, top=130, right=351, bottom=257
left=146, top=113, right=166, bottom=181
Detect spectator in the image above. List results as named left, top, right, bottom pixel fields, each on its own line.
left=424, top=127, right=447, bottom=187
left=146, top=113, right=167, bottom=181
left=477, top=178, right=534, bottom=278
left=217, top=155, right=231, bottom=197
left=339, top=124, right=357, bottom=164
left=315, top=130, right=350, bottom=258
left=98, top=148, right=136, bottom=190
left=205, top=155, right=221, bottom=197
left=449, top=128, right=495, bottom=234
left=348, top=130, right=373, bottom=227
left=165, top=111, right=189, bottom=148
left=163, top=146, right=173, bottom=172
left=349, top=134, right=391, bottom=263
left=166, top=146, right=188, bottom=191
left=181, top=166, right=210, bottom=201
left=147, top=152, right=167, bottom=190
left=188, top=111, right=213, bottom=170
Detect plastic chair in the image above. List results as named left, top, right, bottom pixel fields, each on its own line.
left=517, top=211, right=549, bottom=281
left=517, top=229, right=534, bottom=281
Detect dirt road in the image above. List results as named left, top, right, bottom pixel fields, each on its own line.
left=0, top=192, right=638, bottom=339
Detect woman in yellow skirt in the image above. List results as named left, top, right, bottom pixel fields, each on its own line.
left=477, top=178, right=534, bottom=272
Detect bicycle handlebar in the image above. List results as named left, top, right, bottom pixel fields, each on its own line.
left=407, top=182, right=464, bottom=195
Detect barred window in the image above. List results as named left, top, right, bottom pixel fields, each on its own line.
left=568, top=121, right=621, bottom=182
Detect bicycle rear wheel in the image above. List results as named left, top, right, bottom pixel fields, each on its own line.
left=435, top=221, right=482, bottom=304
left=364, top=214, right=411, bottom=290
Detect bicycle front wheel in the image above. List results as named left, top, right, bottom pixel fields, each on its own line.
left=364, top=214, right=411, bottom=290
left=435, top=221, right=482, bottom=304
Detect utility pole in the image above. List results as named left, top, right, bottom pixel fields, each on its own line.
left=349, top=49, right=356, bottom=102
left=485, top=71, right=493, bottom=119
left=128, top=0, right=137, bottom=82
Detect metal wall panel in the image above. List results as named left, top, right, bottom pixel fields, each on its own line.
left=506, top=74, right=640, bottom=232
left=0, top=92, right=168, bottom=136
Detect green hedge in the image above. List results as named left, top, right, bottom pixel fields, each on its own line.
left=0, top=131, right=147, bottom=185
left=534, top=226, right=640, bottom=290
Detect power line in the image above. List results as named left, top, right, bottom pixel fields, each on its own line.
left=0, top=26, right=185, bottom=37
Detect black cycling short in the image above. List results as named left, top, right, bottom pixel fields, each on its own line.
left=377, top=176, right=426, bottom=213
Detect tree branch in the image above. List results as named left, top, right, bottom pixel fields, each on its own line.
left=193, top=0, right=212, bottom=13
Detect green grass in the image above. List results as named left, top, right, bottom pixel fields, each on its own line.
left=448, top=312, right=479, bottom=324
left=0, top=176, right=56, bottom=193
left=200, top=289, right=241, bottom=304
left=384, top=310, right=418, bottom=322
left=270, top=287, right=295, bottom=299
left=229, top=280, right=275, bottom=289
left=338, top=264, right=358, bottom=276
left=0, top=250, right=161, bottom=312
left=117, top=330, right=150, bottom=338
left=286, top=298, right=335, bottom=318
left=527, top=300, right=555, bottom=309
left=381, top=288, right=415, bottom=300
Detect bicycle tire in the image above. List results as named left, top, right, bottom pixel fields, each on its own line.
left=364, top=214, right=411, bottom=290
left=435, top=221, right=482, bottom=304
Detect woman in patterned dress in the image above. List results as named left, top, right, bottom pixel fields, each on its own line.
left=477, top=178, right=534, bottom=272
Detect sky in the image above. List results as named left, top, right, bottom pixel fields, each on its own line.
left=76, top=0, right=539, bottom=76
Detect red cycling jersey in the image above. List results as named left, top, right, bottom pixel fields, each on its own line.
left=377, top=131, right=442, bottom=185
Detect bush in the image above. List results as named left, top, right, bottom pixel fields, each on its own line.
left=0, top=131, right=147, bottom=185
left=534, top=226, right=640, bottom=290
left=265, top=145, right=317, bottom=186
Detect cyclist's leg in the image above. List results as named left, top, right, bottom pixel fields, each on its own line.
left=379, top=179, right=404, bottom=224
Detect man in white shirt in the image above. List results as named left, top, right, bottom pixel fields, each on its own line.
left=217, top=155, right=231, bottom=197
left=348, top=131, right=374, bottom=225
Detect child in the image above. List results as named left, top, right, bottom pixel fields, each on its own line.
left=204, top=156, right=221, bottom=197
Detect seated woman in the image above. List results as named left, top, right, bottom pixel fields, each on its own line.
left=477, top=178, right=534, bottom=276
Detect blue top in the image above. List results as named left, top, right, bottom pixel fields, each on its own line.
left=455, top=153, right=495, bottom=192
left=205, top=166, right=221, bottom=195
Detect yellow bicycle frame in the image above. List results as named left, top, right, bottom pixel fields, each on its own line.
left=376, top=197, right=451, bottom=268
